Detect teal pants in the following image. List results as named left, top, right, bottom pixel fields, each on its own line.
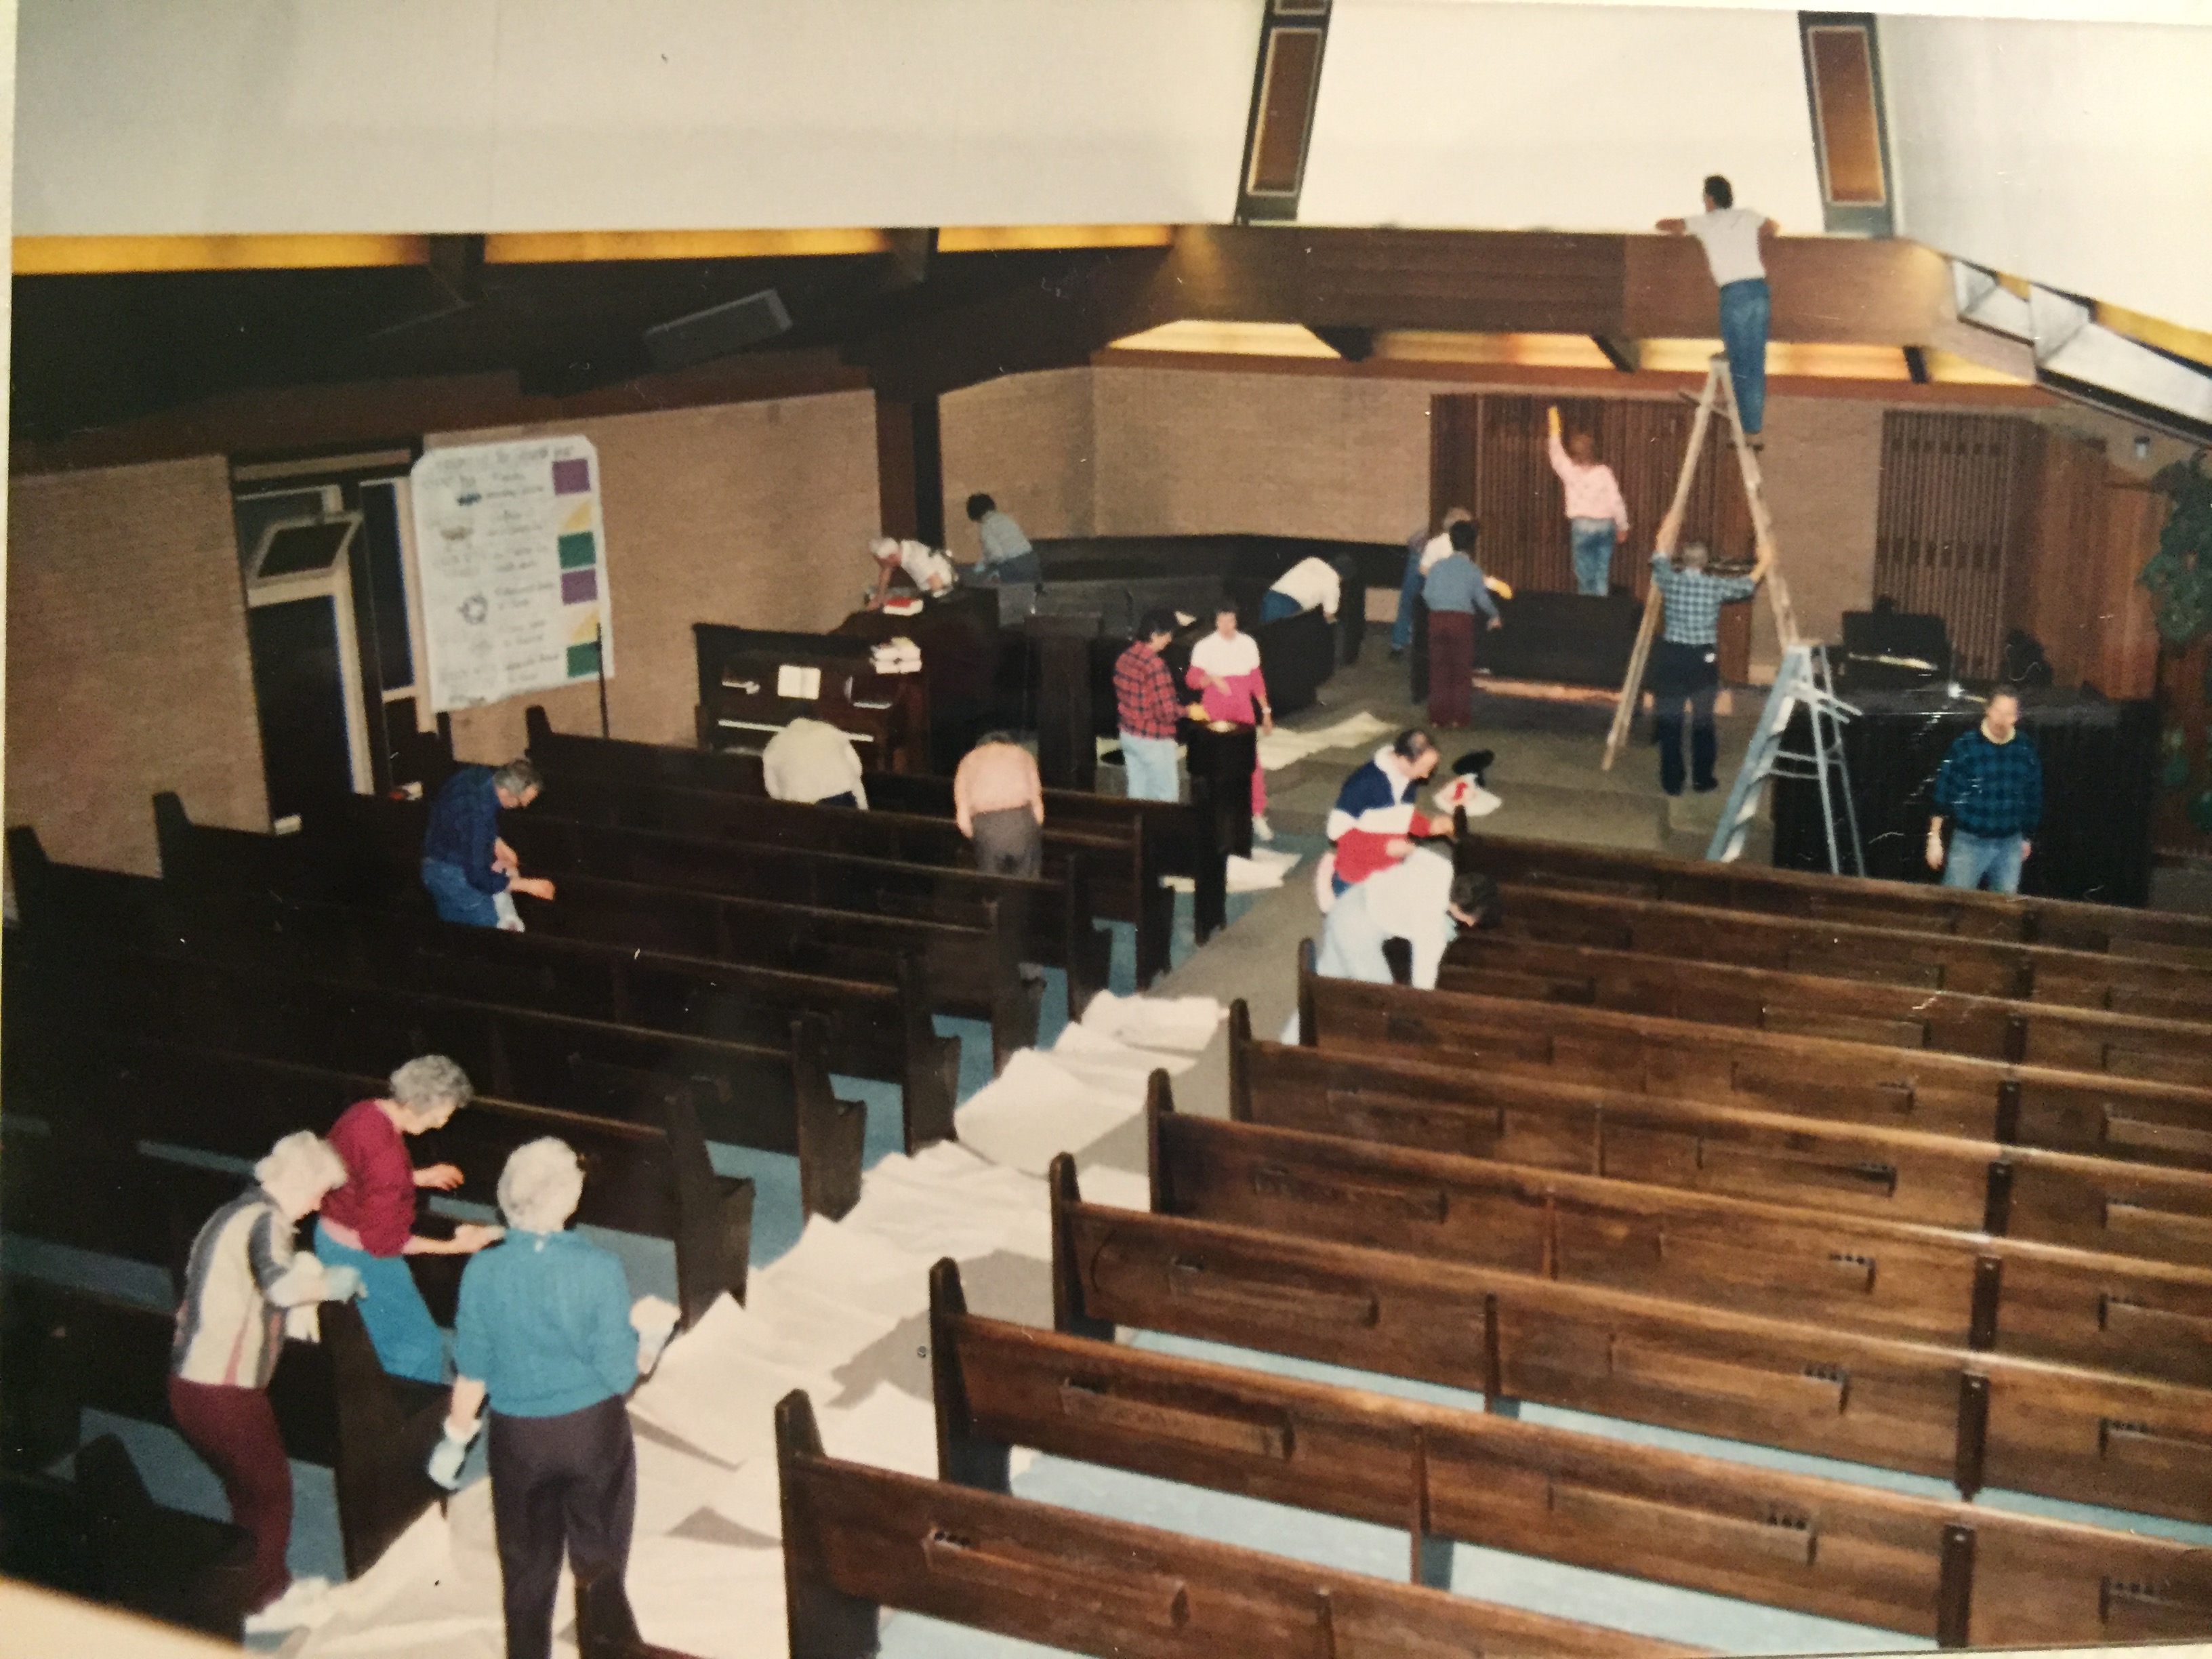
left=313, top=1220, right=447, bottom=1383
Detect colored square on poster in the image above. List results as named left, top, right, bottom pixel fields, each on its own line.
left=561, top=569, right=598, bottom=605
left=557, top=531, right=598, bottom=570
left=560, top=500, right=594, bottom=533
left=567, top=640, right=602, bottom=678
left=552, top=457, right=592, bottom=495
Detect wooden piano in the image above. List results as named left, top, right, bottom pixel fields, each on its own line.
left=692, top=623, right=930, bottom=774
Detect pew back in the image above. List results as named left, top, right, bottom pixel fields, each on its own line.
left=1439, top=930, right=2212, bottom=1082
left=1233, top=1020, right=2212, bottom=1270
left=1302, top=966, right=2212, bottom=1174
left=937, top=1282, right=2212, bottom=1647
left=1483, top=878, right=2212, bottom=1020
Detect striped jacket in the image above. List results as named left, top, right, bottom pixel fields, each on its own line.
left=172, top=1188, right=329, bottom=1389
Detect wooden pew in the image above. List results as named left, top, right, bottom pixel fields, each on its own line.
left=775, top=1390, right=1692, bottom=1659
left=304, top=790, right=1111, bottom=1021
left=115, top=813, right=1036, bottom=1071
left=1, top=1435, right=257, bottom=1637
left=1478, top=878, right=2212, bottom=1021
left=523, top=706, right=1235, bottom=943
left=1439, top=929, right=2212, bottom=1083
left=514, top=869, right=1034, bottom=1070
left=11, top=941, right=867, bottom=1222
left=527, top=768, right=1176, bottom=989
left=929, top=1261, right=2212, bottom=1647
left=1455, top=830, right=2212, bottom=963
left=1046, top=1160, right=2212, bottom=1524
left=0, top=1277, right=445, bottom=1580
left=146, top=881, right=958, bottom=1158
left=1230, top=1010, right=2212, bottom=1270
left=1148, top=1072, right=2212, bottom=1387
left=8, top=1037, right=753, bottom=1328
left=1299, top=951, right=2212, bottom=1174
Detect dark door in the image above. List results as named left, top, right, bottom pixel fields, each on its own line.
left=248, top=598, right=353, bottom=823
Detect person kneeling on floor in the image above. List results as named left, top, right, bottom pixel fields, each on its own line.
left=1317, top=847, right=1503, bottom=991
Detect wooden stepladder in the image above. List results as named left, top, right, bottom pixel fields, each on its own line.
left=1601, top=353, right=1797, bottom=771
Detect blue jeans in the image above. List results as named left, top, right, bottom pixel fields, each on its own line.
left=1120, top=732, right=1181, bottom=802
left=1943, top=830, right=2025, bottom=895
left=1570, top=519, right=1616, bottom=596
left=1260, top=591, right=1303, bottom=623
left=422, top=859, right=501, bottom=927
left=1391, top=547, right=1425, bottom=653
left=1717, top=278, right=1770, bottom=435
left=313, top=1221, right=447, bottom=1383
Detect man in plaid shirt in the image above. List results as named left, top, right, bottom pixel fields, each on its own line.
left=1114, top=609, right=1187, bottom=802
left=1927, top=689, right=2042, bottom=893
left=1646, top=512, right=1772, bottom=795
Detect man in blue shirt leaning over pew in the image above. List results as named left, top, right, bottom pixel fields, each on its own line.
left=422, top=758, right=556, bottom=928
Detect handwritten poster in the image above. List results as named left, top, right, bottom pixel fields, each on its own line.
left=411, top=436, right=615, bottom=712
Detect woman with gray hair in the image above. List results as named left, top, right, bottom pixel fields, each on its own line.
left=313, top=1054, right=503, bottom=1383
left=433, top=1138, right=679, bottom=1659
left=171, top=1132, right=364, bottom=1634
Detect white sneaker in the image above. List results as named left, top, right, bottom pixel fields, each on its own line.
left=243, top=1576, right=337, bottom=1635
left=1251, top=815, right=1275, bottom=842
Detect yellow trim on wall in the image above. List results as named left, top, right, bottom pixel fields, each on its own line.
left=936, top=224, right=1174, bottom=253
left=14, top=234, right=430, bottom=274
left=482, top=228, right=894, bottom=264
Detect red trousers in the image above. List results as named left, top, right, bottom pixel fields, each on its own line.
left=1427, top=610, right=1476, bottom=728
left=168, top=1375, right=293, bottom=1612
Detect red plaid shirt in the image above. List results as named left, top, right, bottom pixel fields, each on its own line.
left=1113, top=640, right=1183, bottom=739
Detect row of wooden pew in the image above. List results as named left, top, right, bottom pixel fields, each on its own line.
left=2, top=712, right=1199, bottom=1628
left=754, top=834, right=2212, bottom=1657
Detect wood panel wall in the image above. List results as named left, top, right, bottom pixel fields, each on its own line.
left=1430, top=392, right=1751, bottom=680
left=1872, top=411, right=2036, bottom=679
left=1867, top=411, right=2160, bottom=694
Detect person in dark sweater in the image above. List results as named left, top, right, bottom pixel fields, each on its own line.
left=422, top=758, right=554, bottom=927
left=1927, top=689, right=2043, bottom=894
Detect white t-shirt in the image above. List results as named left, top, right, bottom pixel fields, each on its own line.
left=1187, top=629, right=1262, bottom=680
left=1267, top=556, right=1341, bottom=620
left=1418, top=531, right=1456, bottom=575
left=902, top=540, right=955, bottom=592
left=1685, top=207, right=1767, bottom=287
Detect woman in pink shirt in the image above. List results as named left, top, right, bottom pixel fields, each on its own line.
left=1185, top=602, right=1276, bottom=840
left=1547, top=405, right=1631, bottom=597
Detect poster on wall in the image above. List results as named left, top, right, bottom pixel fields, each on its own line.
left=410, top=436, right=614, bottom=713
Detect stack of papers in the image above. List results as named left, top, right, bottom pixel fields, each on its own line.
left=869, top=636, right=922, bottom=674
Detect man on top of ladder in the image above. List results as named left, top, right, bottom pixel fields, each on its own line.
left=1658, top=175, right=1779, bottom=441
left=1646, top=518, right=1773, bottom=796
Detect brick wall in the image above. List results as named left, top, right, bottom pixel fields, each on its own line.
left=942, top=363, right=2036, bottom=682
left=428, top=390, right=880, bottom=760
left=6, top=457, right=268, bottom=874
left=1092, top=368, right=1431, bottom=543
left=940, top=369, right=1096, bottom=556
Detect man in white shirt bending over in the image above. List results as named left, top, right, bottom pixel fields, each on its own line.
left=1261, top=555, right=1343, bottom=624
left=868, top=535, right=956, bottom=607
left=1658, top=174, right=1780, bottom=438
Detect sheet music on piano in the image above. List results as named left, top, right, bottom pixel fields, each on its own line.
left=776, top=663, right=823, bottom=700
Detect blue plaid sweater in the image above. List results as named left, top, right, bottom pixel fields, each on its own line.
left=1931, top=726, right=2043, bottom=839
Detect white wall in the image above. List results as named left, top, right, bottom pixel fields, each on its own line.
left=14, top=0, right=1261, bottom=234
left=1298, top=3, right=1826, bottom=233
left=1881, top=14, right=2212, bottom=331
